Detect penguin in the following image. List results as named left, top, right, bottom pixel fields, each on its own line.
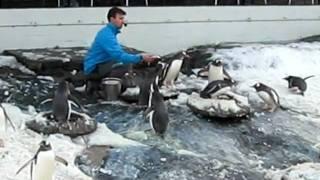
left=197, top=59, right=233, bottom=82
left=16, top=140, right=68, bottom=180
left=138, top=64, right=164, bottom=106
left=0, top=103, right=16, bottom=133
left=251, top=83, right=280, bottom=112
left=283, top=75, right=315, bottom=96
left=200, top=80, right=234, bottom=99
left=197, top=66, right=209, bottom=78
left=144, top=75, right=169, bottom=137
left=208, top=58, right=233, bottom=83
left=160, top=51, right=190, bottom=88
left=41, top=80, right=87, bottom=124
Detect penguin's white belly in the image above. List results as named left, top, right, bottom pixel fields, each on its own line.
left=0, top=107, right=6, bottom=134
left=208, top=66, right=223, bottom=82
left=34, top=151, right=55, bottom=180
left=258, top=91, right=277, bottom=106
left=67, top=100, right=72, bottom=121
left=147, top=111, right=155, bottom=132
left=164, top=60, right=183, bottom=82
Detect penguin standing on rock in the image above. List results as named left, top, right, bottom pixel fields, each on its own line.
left=16, top=140, right=68, bottom=180
left=160, top=51, right=190, bottom=88
left=198, top=58, right=233, bottom=83
left=283, top=75, right=315, bottom=96
left=41, top=80, right=87, bottom=125
left=252, top=83, right=280, bottom=112
left=144, top=76, right=169, bottom=137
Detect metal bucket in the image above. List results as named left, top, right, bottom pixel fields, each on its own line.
left=101, top=77, right=122, bottom=101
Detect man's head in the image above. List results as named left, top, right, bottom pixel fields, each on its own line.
left=107, top=7, right=126, bottom=29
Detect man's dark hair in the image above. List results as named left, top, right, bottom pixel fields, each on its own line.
left=107, top=7, right=126, bottom=22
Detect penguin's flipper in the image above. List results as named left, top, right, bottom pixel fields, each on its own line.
left=55, top=156, right=68, bottom=166
left=304, top=75, right=315, bottom=80
left=69, top=100, right=80, bottom=108
left=0, top=104, right=16, bottom=131
left=16, top=157, right=34, bottom=175
left=69, top=95, right=88, bottom=113
left=39, top=98, right=53, bottom=105
left=143, top=107, right=153, bottom=118
left=30, top=161, right=33, bottom=180
left=223, top=68, right=233, bottom=81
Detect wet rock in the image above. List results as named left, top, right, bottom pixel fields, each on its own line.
left=74, top=145, right=111, bottom=177
left=26, top=111, right=97, bottom=138
left=265, top=163, right=320, bottom=180
left=3, top=46, right=142, bottom=82
left=187, top=92, right=250, bottom=119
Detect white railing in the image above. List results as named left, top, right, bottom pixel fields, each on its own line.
left=56, top=0, right=317, bottom=7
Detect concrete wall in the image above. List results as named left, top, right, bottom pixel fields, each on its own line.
left=0, top=6, right=320, bottom=55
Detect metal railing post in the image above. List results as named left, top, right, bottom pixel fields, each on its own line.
left=57, top=0, right=60, bottom=7
left=214, top=0, right=218, bottom=6
left=145, top=0, right=149, bottom=6
left=126, top=0, right=129, bottom=6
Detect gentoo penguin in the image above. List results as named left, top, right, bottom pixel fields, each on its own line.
left=160, top=51, right=190, bottom=88
left=200, top=80, right=234, bottom=99
left=197, top=59, right=233, bottom=82
left=144, top=76, right=169, bottom=137
left=208, top=58, right=233, bottom=83
left=138, top=64, right=163, bottom=106
left=252, top=83, right=280, bottom=112
left=283, top=75, right=315, bottom=96
left=41, top=80, right=87, bottom=124
left=0, top=103, right=16, bottom=132
left=16, top=140, right=68, bottom=180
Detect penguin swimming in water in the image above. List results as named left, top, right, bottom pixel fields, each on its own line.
left=144, top=76, right=169, bottom=137
left=200, top=80, right=234, bottom=99
left=283, top=75, right=315, bottom=96
left=197, top=58, right=233, bottom=83
left=160, top=51, right=190, bottom=88
left=16, top=140, right=68, bottom=180
left=252, top=82, right=280, bottom=112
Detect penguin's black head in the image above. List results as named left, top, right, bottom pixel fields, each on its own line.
left=39, top=140, right=52, bottom=151
left=283, top=76, right=292, bottom=81
left=175, top=50, right=191, bottom=60
left=210, top=58, right=223, bottom=66
left=251, top=82, right=265, bottom=92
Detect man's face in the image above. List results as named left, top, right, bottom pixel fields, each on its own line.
left=110, top=13, right=125, bottom=29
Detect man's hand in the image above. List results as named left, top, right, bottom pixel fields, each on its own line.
left=141, top=53, right=160, bottom=63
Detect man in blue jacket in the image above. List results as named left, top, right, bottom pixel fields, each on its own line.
left=84, top=7, right=157, bottom=86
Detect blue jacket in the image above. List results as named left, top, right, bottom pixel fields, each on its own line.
left=84, top=23, right=142, bottom=75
